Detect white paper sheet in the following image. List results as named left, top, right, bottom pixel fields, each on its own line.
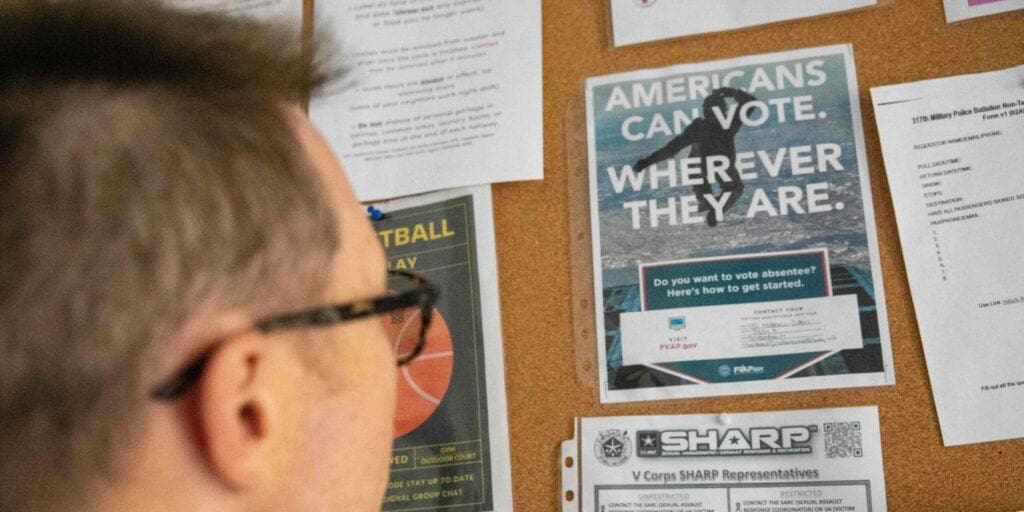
left=310, top=1, right=543, bottom=201
left=871, top=64, right=1024, bottom=446
left=609, top=0, right=876, bottom=47
left=165, top=0, right=301, bottom=25
left=942, top=0, right=1024, bottom=22
left=620, top=295, right=863, bottom=365
left=562, top=407, right=888, bottom=512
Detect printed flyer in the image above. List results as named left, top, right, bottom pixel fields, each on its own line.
left=372, top=187, right=513, bottom=511
left=872, top=65, right=1024, bottom=445
left=311, top=1, right=543, bottom=201
left=586, top=45, right=893, bottom=403
left=609, top=0, right=876, bottom=47
left=561, top=407, right=888, bottom=512
left=943, top=0, right=1024, bottom=22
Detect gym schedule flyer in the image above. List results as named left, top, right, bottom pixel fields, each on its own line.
left=586, top=45, right=893, bottom=403
left=372, top=187, right=513, bottom=510
left=561, top=407, right=887, bottom=512
left=943, top=0, right=1024, bottom=21
left=872, top=65, right=1024, bottom=445
left=609, top=0, right=875, bottom=47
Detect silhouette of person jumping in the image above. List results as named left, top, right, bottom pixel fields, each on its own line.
left=633, top=87, right=756, bottom=227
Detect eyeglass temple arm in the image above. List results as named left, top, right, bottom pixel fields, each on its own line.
left=150, top=351, right=212, bottom=401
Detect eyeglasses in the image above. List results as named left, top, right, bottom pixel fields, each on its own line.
left=150, top=269, right=439, bottom=401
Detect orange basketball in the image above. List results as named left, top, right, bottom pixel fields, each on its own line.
left=388, top=307, right=454, bottom=439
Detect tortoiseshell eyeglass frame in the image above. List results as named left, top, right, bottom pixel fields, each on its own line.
left=150, top=270, right=438, bottom=401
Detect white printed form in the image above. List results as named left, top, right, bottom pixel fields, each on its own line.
left=620, top=295, right=863, bottom=365
left=311, top=0, right=543, bottom=201
left=871, top=64, right=1024, bottom=446
left=562, top=407, right=887, bottom=512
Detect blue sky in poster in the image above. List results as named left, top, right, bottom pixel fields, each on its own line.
left=590, top=52, right=873, bottom=288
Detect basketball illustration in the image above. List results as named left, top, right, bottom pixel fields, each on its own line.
left=385, top=306, right=455, bottom=439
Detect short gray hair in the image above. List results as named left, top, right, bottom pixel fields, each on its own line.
left=0, top=1, right=341, bottom=506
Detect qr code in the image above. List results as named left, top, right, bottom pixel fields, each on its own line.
left=823, top=421, right=863, bottom=458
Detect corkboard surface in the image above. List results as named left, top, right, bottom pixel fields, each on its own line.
left=309, top=0, right=1024, bottom=509
left=510, top=1, right=1024, bottom=509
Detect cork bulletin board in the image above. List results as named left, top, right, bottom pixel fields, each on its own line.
left=306, top=0, right=1024, bottom=509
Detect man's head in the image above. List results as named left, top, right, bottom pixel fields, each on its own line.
left=0, top=1, right=396, bottom=510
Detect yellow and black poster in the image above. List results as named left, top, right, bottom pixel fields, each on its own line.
left=373, top=187, right=513, bottom=511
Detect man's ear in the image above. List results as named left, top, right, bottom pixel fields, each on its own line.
left=194, top=330, right=276, bottom=490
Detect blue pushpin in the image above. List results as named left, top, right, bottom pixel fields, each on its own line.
left=367, top=205, right=385, bottom=221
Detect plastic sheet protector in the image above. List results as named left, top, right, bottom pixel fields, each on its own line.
left=561, top=407, right=887, bottom=512
left=585, top=45, right=893, bottom=403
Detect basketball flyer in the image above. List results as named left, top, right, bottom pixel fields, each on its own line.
left=586, top=45, right=893, bottom=403
left=371, top=187, right=513, bottom=511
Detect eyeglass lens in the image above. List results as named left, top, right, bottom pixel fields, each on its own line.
left=380, top=303, right=426, bottom=364
left=380, top=273, right=433, bottom=365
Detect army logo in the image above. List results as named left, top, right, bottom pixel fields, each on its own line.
left=595, top=429, right=631, bottom=467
